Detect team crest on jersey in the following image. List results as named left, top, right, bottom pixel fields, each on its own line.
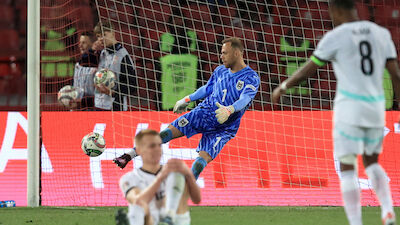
left=178, top=118, right=189, bottom=127
left=236, top=80, right=244, bottom=91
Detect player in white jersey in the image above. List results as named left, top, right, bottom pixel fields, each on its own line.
left=272, top=0, right=400, bottom=225
left=118, top=129, right=201, bottom=225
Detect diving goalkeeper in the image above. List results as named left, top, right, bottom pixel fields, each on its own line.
left=114, top=37, right=260, bottom=179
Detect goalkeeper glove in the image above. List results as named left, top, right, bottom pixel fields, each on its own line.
left=215, top=102, right=235, bottom=124
left=173, top=96, right=191, bottom=114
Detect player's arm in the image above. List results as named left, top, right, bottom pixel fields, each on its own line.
left=173, top=72, right=216, bottom=113
left=179, top=162, right=201, bottom=204
left=272, top=59, right=320, bottom=103
left=125, top=176, right=163, bottom=205
left=164, top=158, right=201, bottom=204
left=272, top=29, right=337, bottom=104
left=125, top=167, right=170, bottom=204
left=231, top=79, right=259, bottom=112
left=215, top=76, right=260, bottom=124
left=386, top=59, right=400, bottom=111
left=189, top=83, right=213, bottom=101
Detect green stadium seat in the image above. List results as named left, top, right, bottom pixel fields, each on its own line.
left=41, top=56, right=74, bottom=78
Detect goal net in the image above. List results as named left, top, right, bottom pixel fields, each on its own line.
left=36, top=0, right=400, bottom=207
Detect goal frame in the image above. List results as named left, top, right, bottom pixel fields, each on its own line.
left=27, top=0, right=40, bottom=207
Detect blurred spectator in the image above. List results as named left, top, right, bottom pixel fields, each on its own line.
left=72, top=31, right=99, bottom=111
left=279, top=26, right=313, bottom=96
left=159, top=9, right=199, bottom=110
left=41, top=9, right=77, bottom=78
left=93, top=21, right=136, bottom=111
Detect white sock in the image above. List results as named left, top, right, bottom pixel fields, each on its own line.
left=365, top=163, right=394, bottom=219
left=127, top=148, right=138, bottom=158
left=340, top=170, right=362, bottom=225
left=128, top=204, right=145, bottom=225
left=164, top=172, right=185, bottom=220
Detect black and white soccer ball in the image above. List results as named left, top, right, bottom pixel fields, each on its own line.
left=57, top=85, right=79, bottom=108
left=94, top=69, right=116, bottom=89
left=81, top=132, right=106, bottom=157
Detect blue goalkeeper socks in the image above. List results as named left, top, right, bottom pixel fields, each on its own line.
left=191, top=157, right=208, bottom=180
left=160, top=128, right=173, bottom=144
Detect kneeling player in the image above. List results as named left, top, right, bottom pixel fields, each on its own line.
left=115, top=37, right=260, bottom=179
left=119, top=129, right=201, bottom=225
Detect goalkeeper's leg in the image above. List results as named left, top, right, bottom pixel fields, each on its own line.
left=191, top=131, right=233, bottom=179
left=191, top=151, right=211, bottom=180
left=113, top=125, right=184, bottom=169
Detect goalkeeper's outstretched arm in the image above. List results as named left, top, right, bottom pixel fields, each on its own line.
left=173, top=75, right=215, bottom=113
left=188, top=84, right=212, bottom=101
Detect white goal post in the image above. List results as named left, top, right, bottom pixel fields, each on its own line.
left=27, top=0, right=40, bottom=207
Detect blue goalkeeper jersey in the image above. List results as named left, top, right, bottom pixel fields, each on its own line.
left=171, top=65, right=260, bottom=158
left=191, top=65, right=260, bottom=130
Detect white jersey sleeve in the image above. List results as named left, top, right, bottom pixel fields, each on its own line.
left=313, top=30, right=340, bottom=62
left=384, top=29, right=397, bottom=60
left=119, top=168, right=166, bottom=225
left=119, top=171, right=141, bottom=197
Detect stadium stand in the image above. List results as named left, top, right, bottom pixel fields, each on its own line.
left=2, top=0, right=400, bottom=111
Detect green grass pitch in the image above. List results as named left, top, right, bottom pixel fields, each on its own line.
left=0, top=206, right=398, bottom=225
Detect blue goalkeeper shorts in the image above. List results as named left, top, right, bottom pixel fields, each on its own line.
left=171, top=107, right=236, bottom=159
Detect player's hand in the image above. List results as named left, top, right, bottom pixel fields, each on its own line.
left=165, top=158, right=183, bottom=171
left=92, top=38, right=104, bottom=51
left=179, top=163, right=193, bottom=179
left=168, top=158, right=192, bottom=177
left=272, top=86, right=286, bottom=104
left=158, top=164, right=172, bottom=180
left=173, top=96, right=191, bottom=114
left=95, top=84, right=111, bottom=96
left=215, top=102, right=234, bottom=124
left=158, top=159, right=184, bottom=180
left=272, top=81, right=288, bottom=104
left=271, top=87, right=282, bottom=104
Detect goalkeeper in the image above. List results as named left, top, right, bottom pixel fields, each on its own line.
left=114, top=37, right=260, bottom=179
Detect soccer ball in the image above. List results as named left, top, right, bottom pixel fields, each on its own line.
left=81, top=132, right=106, bottom=157
left=57, top=85, right=81, bottom=108
left=94, top=69, right=116, bottom=89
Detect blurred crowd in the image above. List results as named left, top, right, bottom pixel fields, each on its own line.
left=1, top=0, right=399, bottom=111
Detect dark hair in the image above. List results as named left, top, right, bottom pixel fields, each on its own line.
left=222, top=37, right=244, bottom=52
left=80, top=31, right=96, bottom=43
left=135, top=129, right=160, bottom=145
left=93, top=21, right=113, bottom=34
left=330, top=0, right=355, bottom=10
